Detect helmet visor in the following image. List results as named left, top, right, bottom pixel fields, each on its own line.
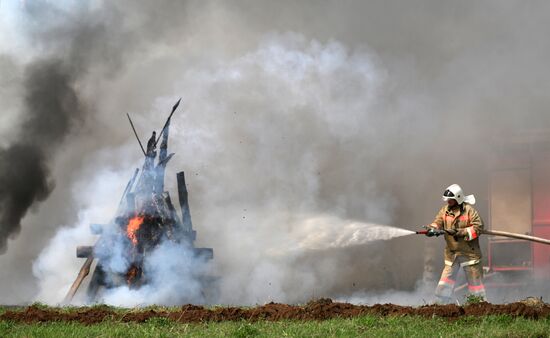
left=442, top=189, right=456, bottom=202
left=443, top=189, right=455, bottom=197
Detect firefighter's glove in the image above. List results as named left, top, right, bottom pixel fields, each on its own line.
left=455, top=228, right=468, bottom=239
left=425, top=228, right=439, bottom=237
left=445, top=229, right=457, bottom=236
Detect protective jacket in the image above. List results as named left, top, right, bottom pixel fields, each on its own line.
left=430, top=203, right=484, bottom=267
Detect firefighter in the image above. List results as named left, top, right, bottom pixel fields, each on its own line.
left=427, top=184, right=486, bottom=302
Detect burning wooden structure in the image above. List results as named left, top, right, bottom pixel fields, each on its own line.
left=65, top=99, right=214, bottom=303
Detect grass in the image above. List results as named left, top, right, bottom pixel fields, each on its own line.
left=1, top=314, right=550, bottom=337
left=464, top=294, right=485, bottom=305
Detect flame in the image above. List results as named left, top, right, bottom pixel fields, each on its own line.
left=127, top=216, right=144, bottom=246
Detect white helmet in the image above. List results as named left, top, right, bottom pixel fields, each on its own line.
left=442, top=184, right=476, bottom=205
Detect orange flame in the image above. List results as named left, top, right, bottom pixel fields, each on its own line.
left=127, top=216, right=144, bottom=246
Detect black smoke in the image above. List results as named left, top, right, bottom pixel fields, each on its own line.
left=0, top=0, right=189, bottom=255
left=0, top=60, right=83, bottom=254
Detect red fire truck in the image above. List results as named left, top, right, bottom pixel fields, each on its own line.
left=485, top=130, right=550, bottom=298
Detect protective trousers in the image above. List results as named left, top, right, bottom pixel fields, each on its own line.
left=435, top=257, right=486, bottom=302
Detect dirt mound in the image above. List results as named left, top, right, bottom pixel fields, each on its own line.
left=1, top=305, right=116, bottom=325
left=2, top=299, right=550, bottom=324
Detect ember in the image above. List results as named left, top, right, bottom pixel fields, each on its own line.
left=126, top=264, right=142, bottom=286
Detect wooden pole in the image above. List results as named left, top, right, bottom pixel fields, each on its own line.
left=154, top=98, right=181, bottom=148
left=127, top=113, right=147, bottom=156
left=62, top=256, right=94, bottom=305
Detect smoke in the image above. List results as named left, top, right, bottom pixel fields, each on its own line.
left=31, top=166, right=129, bottom=304
left=0, top=60, right=83, bottom=254
left=166, top=35, right=413, bottom=305
left=0, top=0, right=113, bottom=253
left=99, top=241, right=209, bottom=307
left=338, top=281, right=434, bottom=306
left=32, top=34, right=400, bottom=306
left=0, top=0, right=178, bottom=254
left=3, top=0, right=550, bottom=305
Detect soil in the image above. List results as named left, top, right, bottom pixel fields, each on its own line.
left=2, top=299, right=550, bottom=324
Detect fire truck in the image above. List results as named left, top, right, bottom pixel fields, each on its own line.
left=485, top=130, right=550, bottom=299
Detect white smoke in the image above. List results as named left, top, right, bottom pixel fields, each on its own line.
left=338, top=280, right=434, bottom=306
left=99, top=241, right=209, bottom=307
left=32, top=33, right=417, bottom=306
left=32, top=146, right=212, bottom=306
left=33, top=172, right=212, bottom=306
left=32, top=165, right=128, bottom=304
left=31, top=221, right=93, bottom=304
left=165, top=34, right=407, bottom=305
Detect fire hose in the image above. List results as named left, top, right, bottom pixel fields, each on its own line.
left=416, top=228, right=550, bottom=245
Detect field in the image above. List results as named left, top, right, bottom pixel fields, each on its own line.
left=2, top=299, right=550, bottom=337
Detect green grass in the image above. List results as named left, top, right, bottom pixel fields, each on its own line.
left=1, top=315, right=550, bottom=337
left=464, top=294, right=485, bottom=305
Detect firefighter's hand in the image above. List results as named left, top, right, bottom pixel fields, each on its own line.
left=449, top=228, right=467, bottom=240
left=445, top=229, right=457, bottom=236
left=456, top=228, right=467, bottom=237
left=425, top=228, right=438, bottom=237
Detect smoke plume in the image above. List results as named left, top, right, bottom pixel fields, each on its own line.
left=0, top=0, right=171, bottom=253
left=0, top=60, right=82, bottom=254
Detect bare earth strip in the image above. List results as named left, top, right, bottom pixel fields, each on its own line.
left=1, top=299, right=550, bottom=325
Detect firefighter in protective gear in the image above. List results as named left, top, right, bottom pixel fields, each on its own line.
left=428, top=184, right=486, bottom=302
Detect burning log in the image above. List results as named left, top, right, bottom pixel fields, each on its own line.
left=76, top=244, right=212, bottom=260
left=126, top=264, right=142, bottom=287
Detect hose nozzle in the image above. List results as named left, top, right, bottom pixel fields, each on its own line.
left=416, top=227, right=446, bottom=237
